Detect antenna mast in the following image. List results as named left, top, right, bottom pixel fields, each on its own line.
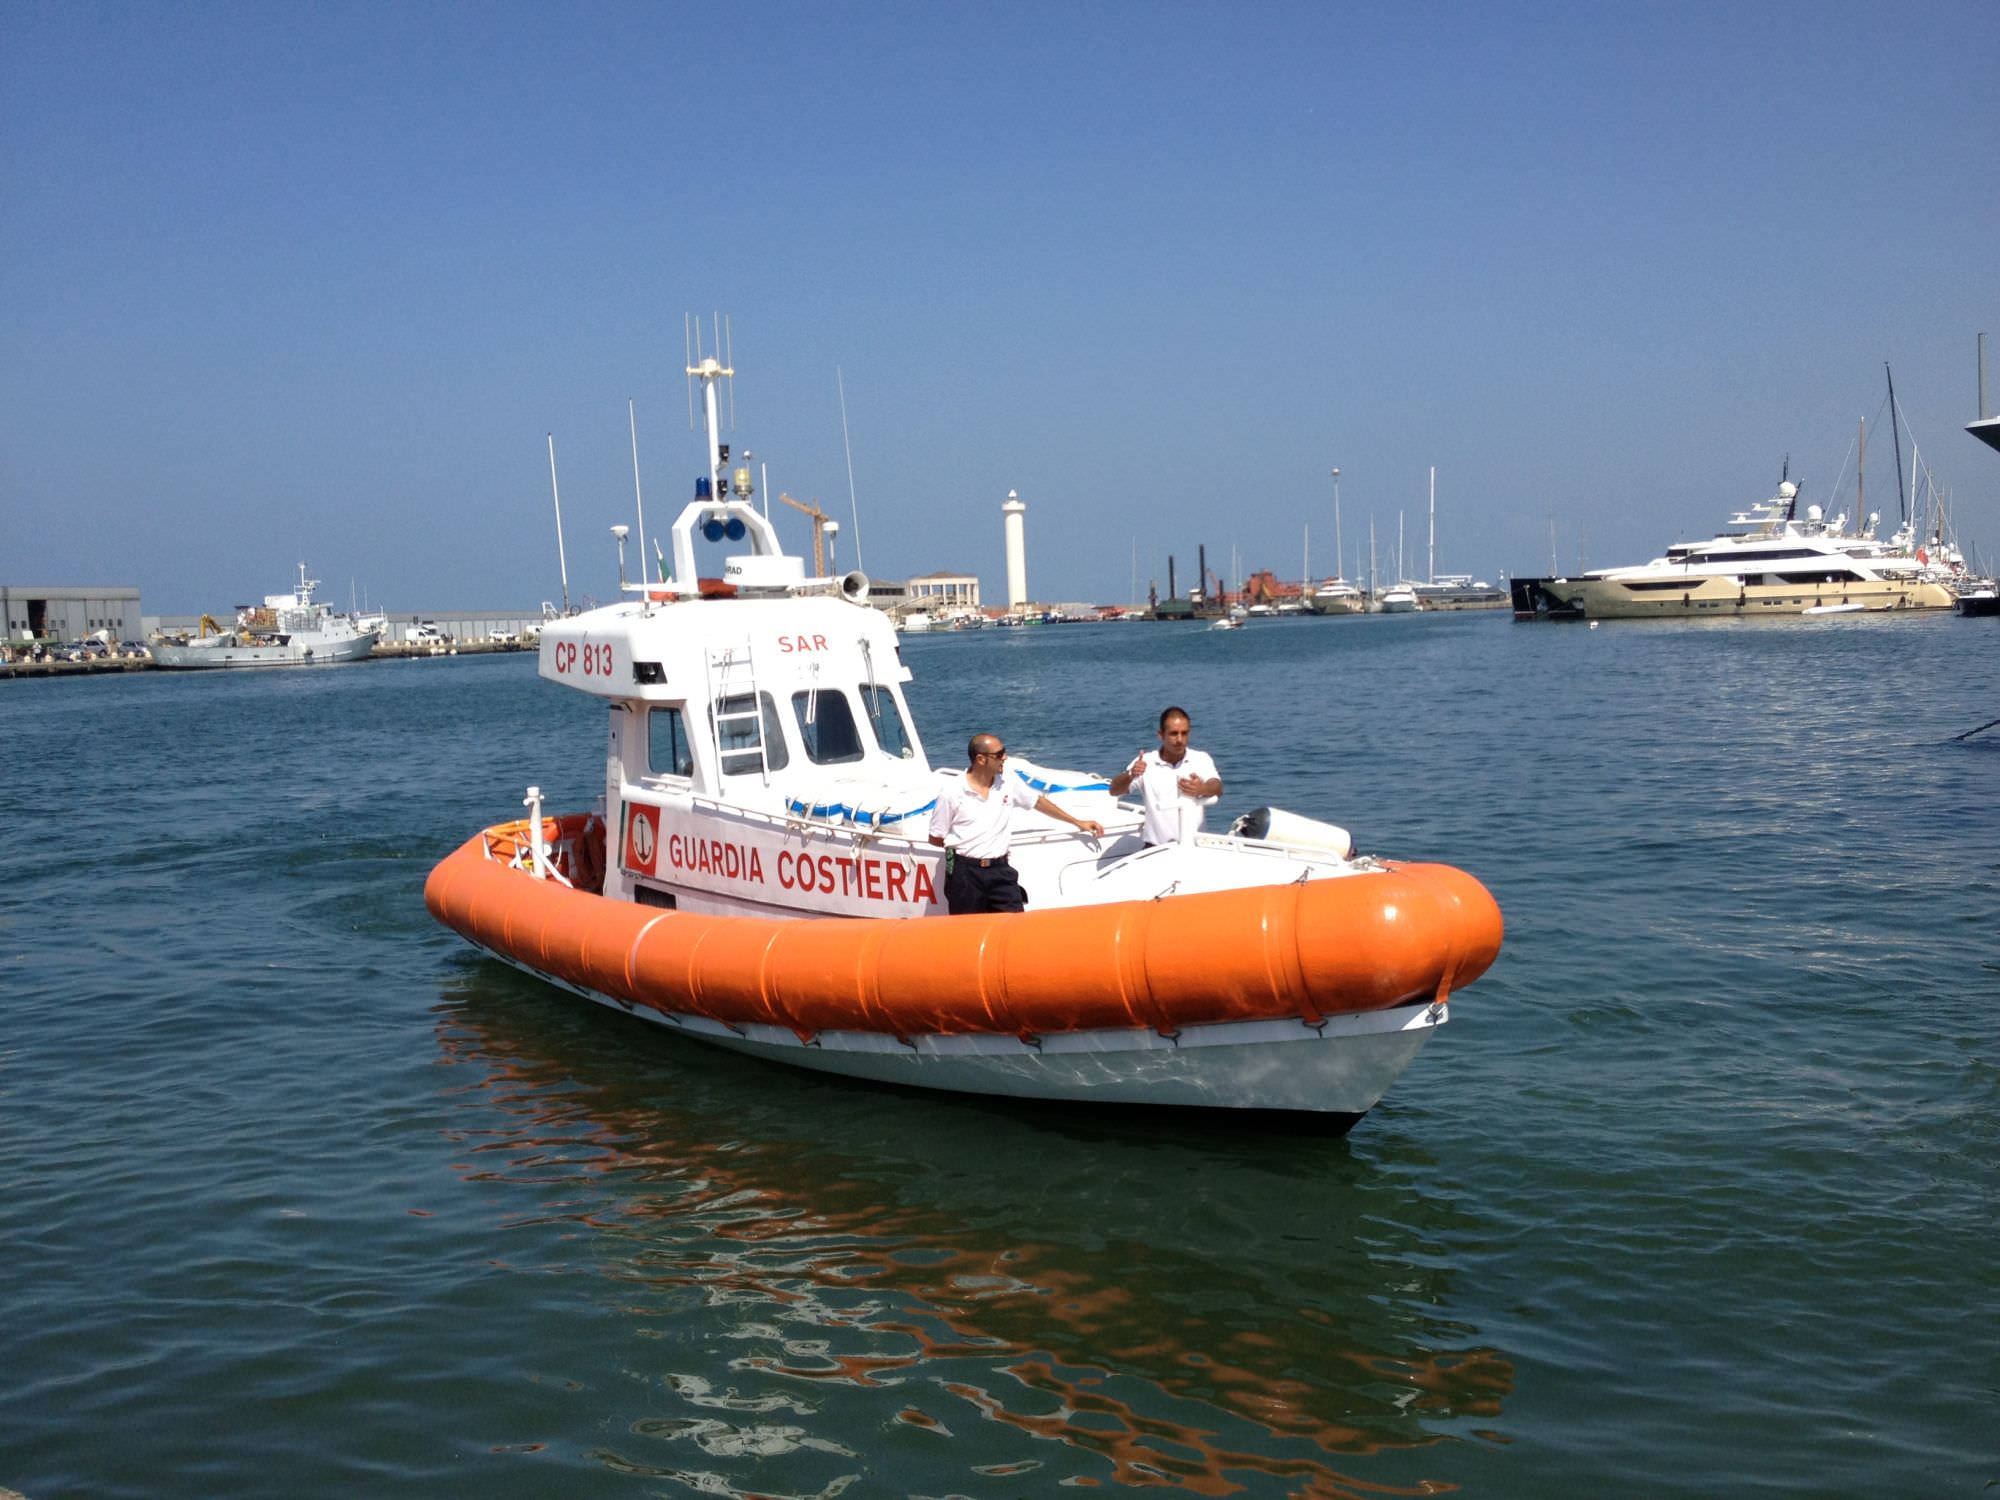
left=837, top=365, right=864, bottom=572
left=724, top=315, right=735, bottom=431
left=684, top=314, right=698, bottom=431
left=628, top=399, right=650, bottom=584
left=546, top=433, right=571, bottom=615
left=686, top=323, right=735, bottom=493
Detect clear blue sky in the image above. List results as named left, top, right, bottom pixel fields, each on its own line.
left=5, top=1, right=1996, bottom=613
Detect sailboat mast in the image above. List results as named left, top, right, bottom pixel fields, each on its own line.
left=1857, top=417, right=1865, bottom=527
left=1427, top=466, right=1436, bottom=584
left=1886, top=363, right=1908, bottom=528
left=1332, top=468, right=1343, bottom=580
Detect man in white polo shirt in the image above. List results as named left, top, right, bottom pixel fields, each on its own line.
left=928, top=732, right=1105, bottom=914
left=1107, top=705, right=1223, bottom=847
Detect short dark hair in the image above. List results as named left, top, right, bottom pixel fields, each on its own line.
left=968, top=733, right=996, bottom=763
left=1159, top=706, right=1191, bottom=731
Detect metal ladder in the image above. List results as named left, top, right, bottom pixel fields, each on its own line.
left=705, top=640, right=769, bottom=781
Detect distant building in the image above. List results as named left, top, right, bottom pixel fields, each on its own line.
left=2, top=584, right=142, bottom=642
left=1242, top=569, right=1305, bottom=604
left=905, top=572, right=982, bottom=611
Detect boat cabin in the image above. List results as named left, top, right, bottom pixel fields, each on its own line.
left=537, top=492, right=953, bottom=919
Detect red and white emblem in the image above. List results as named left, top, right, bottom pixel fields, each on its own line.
left=624, top=803, right=659, bottom=876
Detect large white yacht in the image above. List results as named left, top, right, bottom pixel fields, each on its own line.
left=1539, top=481, right=1956, bottom=620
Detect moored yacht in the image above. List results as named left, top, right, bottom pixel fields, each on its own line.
left=1539, top=480, right=1955, bottom=620
left=1411, top=575, right=1507, bottom=609
left=1376, top=583, right=1420, bottom=613
left=1307, top=578, right=1366, bottom=615
left=151, top=564, right=381, bottom=668
left=1953, top=583, right=2000, bottom=618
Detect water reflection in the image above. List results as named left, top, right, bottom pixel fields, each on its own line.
left=433, top=972, right=1512, bottom=1495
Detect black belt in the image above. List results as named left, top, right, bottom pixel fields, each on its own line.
left=959, top=855, right=1010, bottom=869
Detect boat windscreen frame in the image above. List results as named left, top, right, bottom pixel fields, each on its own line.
left=858, top=682, right=917, bottom=760
left=790, top=688, right=868, bottom=766
left=646, top=705, right=695, bottom=780
left=711, top=691, right=790, bottom=777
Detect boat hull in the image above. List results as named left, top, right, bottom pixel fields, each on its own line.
left=425, top=818, right=1502, bottom=1116
left=482, top=945, right=1438, bottom=1122
left=1541, top=575, right=1953, bottom=619
left=150, top=631, right=379, bottom=668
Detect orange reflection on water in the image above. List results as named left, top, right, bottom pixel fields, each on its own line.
left=943, top=1370, right=1456, bottom=1498
left=435, top=996, right=1514, bottom=1492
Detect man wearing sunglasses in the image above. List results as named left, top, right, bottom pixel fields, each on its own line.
left=928, top=733, right=1105, bottom=914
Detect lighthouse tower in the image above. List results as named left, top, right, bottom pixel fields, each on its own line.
left=1002, top=489, right=1028, bottom=610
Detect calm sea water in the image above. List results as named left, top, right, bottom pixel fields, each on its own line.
left=5, top=613, right=1997, bottom=1499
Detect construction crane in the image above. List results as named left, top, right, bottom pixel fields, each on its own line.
left=780, top=493, right=833, bottom=577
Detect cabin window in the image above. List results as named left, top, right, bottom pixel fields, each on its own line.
left=860, top=684, right=915, bottom=759
left=791, top=689, right=865, bottom=765
left=647, top=707, right=694, bottom=779
left=712, top=692, right=789, bottom=776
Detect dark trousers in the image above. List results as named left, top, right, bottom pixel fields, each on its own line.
left=943, top=854, right=1027, bottom=915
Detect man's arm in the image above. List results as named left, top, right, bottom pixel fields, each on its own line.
left=1034, top=794, right=1104, bottom=838
left=1108, top=753, right=1147, bottom=796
